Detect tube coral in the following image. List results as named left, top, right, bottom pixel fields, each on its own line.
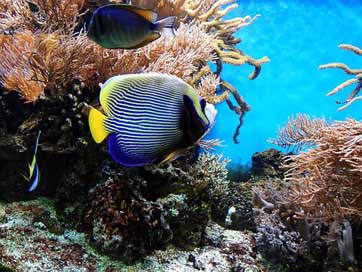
left=273, top=114, right=362, bottom=222
left=320, top=44, right=362, bottom=110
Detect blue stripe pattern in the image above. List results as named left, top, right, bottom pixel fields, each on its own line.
left=102, top=74, right=191, bottom=164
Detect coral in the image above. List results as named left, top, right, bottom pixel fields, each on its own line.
left=270, top=113, right=328, bottom=152
left=320, top=43, right=362, bottom=110
left=147, top=151, right=230, bottom=196
left=0, top=0, right=268, bottom=142
left=255, top=209, right=307, bottom=266
left=0, top=0, right=83, bottom=34
left=82, top=176, right=174, bottom=263
left=0, top=198, right=128, bottom=271
left=211, top=181, right=256, bottom=231
left=0, top=32, right=93, bottom=102
left=148, top=152, right=256, bottom=231
left=273, top=115, right=362, bottom=222
left=251, top=148, right=287, bottom=178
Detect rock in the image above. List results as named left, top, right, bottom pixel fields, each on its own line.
left=251, top=148, right=287, bottom=178
left=211, top=182, right=256, bottom=232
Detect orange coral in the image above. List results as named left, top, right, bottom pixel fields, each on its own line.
left=0, top=0, right=268, bottom=145
left=0, top=0, right=83, bottom=33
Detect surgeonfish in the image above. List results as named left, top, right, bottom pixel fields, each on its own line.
left=88, top=73, right=217, bottom=166
left=86, top=4, right=176, bottom=49
left=23, top=130, right=41, bottom=192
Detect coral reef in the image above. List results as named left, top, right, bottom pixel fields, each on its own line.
left=211, top=181, right=256, bottom=231
left=251, top=148, right=287, bottom=178
left=273, top=114, right=362, bottom=222
left=0, top=0, right=274, bottom=270
left=0, top=197, right=263, bottom=271
left=82, top=174, right=174, bottom=262
left=320, top=43, right=362, bottom=110
left=0, top=0, right=268, bottom=142
left=250, top=114, right=362, bottom=271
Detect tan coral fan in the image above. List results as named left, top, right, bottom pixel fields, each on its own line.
left=273, top=114, right=362, bottom=222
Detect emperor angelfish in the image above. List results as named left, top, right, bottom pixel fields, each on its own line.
left=88, top=73, right=217, bottom=166
left=86, top=4, right=176, bottom=49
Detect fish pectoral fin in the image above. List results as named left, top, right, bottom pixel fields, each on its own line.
left=125, top=32, right=161, bottom=49
left=158, top=148, right=189, bottom=165
left=22, top=173, right=30, bottom=181
left=88, top=107, right=110, bottom=143
left=117, top=4, right=158, bottom=22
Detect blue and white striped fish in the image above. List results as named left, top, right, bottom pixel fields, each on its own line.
left=88, top=73, right=217, bottom=166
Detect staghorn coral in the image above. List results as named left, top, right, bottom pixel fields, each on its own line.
left=273, top=114, right=362, bottom=222
left=320, top=43, right=362, bottom=110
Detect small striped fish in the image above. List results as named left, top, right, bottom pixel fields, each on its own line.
left=86, top=4, right=176, bottom=49
left=88, top=73, right=217, bottom=166
left=22, top=130, right=41, bottom=192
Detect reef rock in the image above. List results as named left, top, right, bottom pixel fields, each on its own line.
left=251, top=148, right=287, bottom=178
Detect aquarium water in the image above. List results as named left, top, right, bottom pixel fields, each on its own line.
left=207, top=0, right=362, bottom=166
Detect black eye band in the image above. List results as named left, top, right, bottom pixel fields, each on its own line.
left=200, top=98, right=206, bottom=113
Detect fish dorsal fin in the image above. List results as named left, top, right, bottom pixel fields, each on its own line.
left=111, top=4, right=158, bottom=22
left=125, top=32, right=160, bottom=49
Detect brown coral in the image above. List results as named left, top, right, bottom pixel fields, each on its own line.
left=271, top=113, right=328, bottom=152
left=0, top=0, right=83, bottom=34
left=320, top=44, right=362, bottom=110
left=273, top=114, right=362, bottom=222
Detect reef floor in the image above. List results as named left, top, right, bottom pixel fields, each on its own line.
left=0, top=197, right=262, bottom=272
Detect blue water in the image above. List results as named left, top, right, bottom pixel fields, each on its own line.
left=207, top=0, right=362, bottom=166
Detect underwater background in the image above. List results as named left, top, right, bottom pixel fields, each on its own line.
left=208, top=0, right=362, bottom=165
left=1, top=0, right=362, bottom=271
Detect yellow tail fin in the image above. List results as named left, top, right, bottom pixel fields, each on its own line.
left=88, top=108, right=109, bottom=143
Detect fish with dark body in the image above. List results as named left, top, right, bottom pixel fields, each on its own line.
left=86, top=4, right=176, bottom=49
left=88, top=73, right=217, bottom=166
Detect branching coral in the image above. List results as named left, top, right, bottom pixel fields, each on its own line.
left=148, top=151, right=230, bottom=194
left=181, top=0, right=269, bottom=143
left=320, top=44, right=362, bottom=110
left=270, top=113, right=328, bottom=152
left=273, top=114, right=362, bottom=222
left=0, top=0, right=268, bottom=143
